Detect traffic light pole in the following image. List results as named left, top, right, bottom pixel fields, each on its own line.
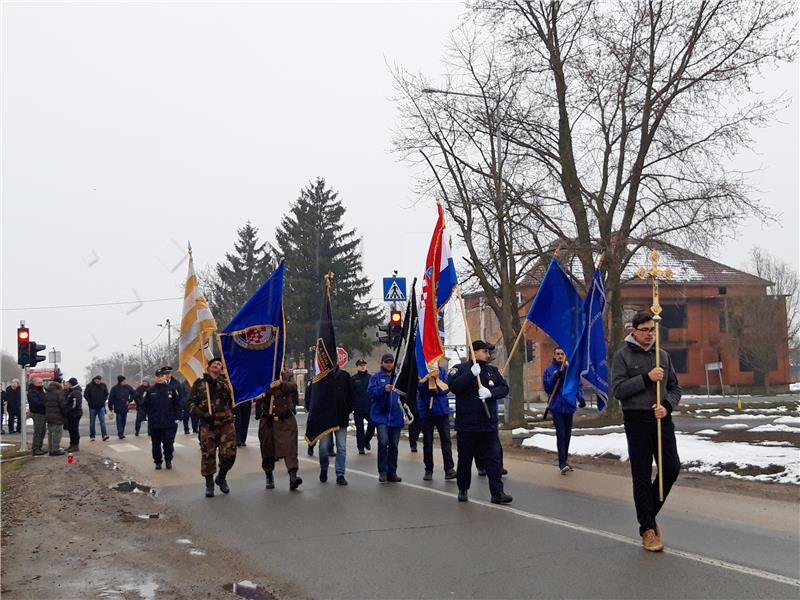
left=20, top=367, right=28, bottom=454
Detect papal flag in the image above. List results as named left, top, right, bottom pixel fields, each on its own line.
left=178, top=244, right=218, bottom=385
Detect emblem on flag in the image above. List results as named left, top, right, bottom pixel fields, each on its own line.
left=232, top=325, right=277, bottom=350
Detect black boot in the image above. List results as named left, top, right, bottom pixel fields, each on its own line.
left=265, top=472, right=275, bottom=490
left=289, top=469, right=303, bottom=490
left=215, top=470, right=230, bottom=494
left=205, top=475, right=215, bottom=498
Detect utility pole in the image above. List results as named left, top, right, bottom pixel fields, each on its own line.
left=138, top=338, right=144, bottom=384
left=20, top=366, right=28, bottom=454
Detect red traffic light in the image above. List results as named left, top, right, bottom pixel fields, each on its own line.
left=390, top=311, right=402, bottom=325
left=18, top=328, right=29, bottom=341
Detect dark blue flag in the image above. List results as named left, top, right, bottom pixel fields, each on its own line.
left=218, top=261, right=285, bottom=405
left=562, top=270, right=609, bottom=410
left=304, top=273, right=340, bottom=445
left=526, top=257, right=585, bottom=357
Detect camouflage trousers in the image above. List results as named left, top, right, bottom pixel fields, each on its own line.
left=199, top=420, right=237, bottom=477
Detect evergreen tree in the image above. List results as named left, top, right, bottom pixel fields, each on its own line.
left=209, top=221, right=274, bottom=327
left=275, top=178, right=381, bottom=363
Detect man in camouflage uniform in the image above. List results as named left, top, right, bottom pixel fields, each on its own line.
left=188, top=358, right=237, bottom=498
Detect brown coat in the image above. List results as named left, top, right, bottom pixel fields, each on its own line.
left=258, top=380, right=299, bottom=463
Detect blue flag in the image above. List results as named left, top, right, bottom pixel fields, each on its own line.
left=562, top=269, right=609, bottom=410
left=218, top=261, right=286, bottom=405
left=526, top=257, right=585, bottom=357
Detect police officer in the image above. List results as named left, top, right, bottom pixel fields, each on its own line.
left=187, top=358, right=237, bottom=498
left=448, top=340, right=512, bottom=504
left=140, top=369, right=182, bottom=470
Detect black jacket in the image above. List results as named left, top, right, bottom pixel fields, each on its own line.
left=448, top=361, right=508, bottom=432
left=45, top=381, right=68, bottom=425
left=83, top=381, right=109, bottom=409
left=108, top=383, right=135, bottom=412
left=65, top=385, right=83, bottom=418
left=140, top=383, right=181, bottom=429
left=611, top=335, right=681, bottom=418
left=28, top=385, right=47, bottom=414
left=351, top=371, right=371, bottom=415
left=4, top=385, right=21, bottom=413
left=332, top=369, right=355, bottom=428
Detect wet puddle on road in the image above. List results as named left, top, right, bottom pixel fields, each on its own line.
left=222, top=581, right=277, bottom=600
left=110, top=480, right=157, bottom=495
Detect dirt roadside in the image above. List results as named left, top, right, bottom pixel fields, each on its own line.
left=0, top=453, right=298, bottom=600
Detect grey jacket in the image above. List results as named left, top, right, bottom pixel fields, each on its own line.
left=611, top=335, right=681, bottom=412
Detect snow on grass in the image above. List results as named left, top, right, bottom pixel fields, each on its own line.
left=789, top=382, right=800, bottom=392
left=695, top=429, right=719, bottom=436
left=719, top=424, right=750, bottom=430
left=521, top=432, right=799, bottom=484
left=774, top=416, right=800, bottom=425
left=710, top=414, right=779, bottom=420
left=749, top=424, right=800, bottom=433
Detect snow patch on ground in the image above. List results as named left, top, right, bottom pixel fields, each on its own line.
left=695, top=429, right=719, bottom=436
left=774, top=416, right=800, bottom=425
left=719, top=424, right=750, bottom=430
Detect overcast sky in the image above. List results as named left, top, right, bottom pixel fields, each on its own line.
left=2, top=1, right=797, bottom=382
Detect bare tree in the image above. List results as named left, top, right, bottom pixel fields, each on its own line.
left=744, top=247, right=800, bottom=348
left=1, top=351, right=23, bottom=384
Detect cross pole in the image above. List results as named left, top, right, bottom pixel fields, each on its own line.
left=634, top=249, right=673, bottom=501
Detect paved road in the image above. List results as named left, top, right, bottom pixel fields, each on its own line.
left=65, top=413, right=800, bottom=600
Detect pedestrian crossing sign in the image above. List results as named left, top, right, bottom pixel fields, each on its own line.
left=383, top=277, right=407, bottom=302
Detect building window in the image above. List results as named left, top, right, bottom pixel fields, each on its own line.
left=661, top=305, right=687, bottom=329
left=670, top=349, right=688, bottom=373
left=718, top=287, right=727, bottom=295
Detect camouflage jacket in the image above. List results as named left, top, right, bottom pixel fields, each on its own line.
left=188, top=373, right=234, bottom=420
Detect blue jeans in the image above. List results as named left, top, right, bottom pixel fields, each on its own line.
left=115, top=411, right=128, bottom=437
left=319, top=428, right=347, bottom=476
left=552, top=411, right=574, bottom=468
left=376, top=424, right=401, bottom=476
left=89, top=407, right=108, bottom=439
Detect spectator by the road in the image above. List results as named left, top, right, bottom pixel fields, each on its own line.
left=44, top=379, right=68, bottom=456
left=63, top=377, right=83, bottom=452
left=134, top=377, right=150, bottom=436
left=5, top=378, right=21, bottom=433
left=611, top=310, right=682, bottom=553
left=108, top=375, right=135, bottom=439
left=351, top=360, right=374, bottom=454
left=543, top=346, right=584, bottom=474
left=417, top=363, right=456, bottom=482
left=140, top=369, right=181, bottom=471
left=83, top=375, right=109, bottom=441
left=1, top=386, right=5, bottom=434
left=318, top=368, right=354, bottom=485
left=180, top=379, right=198, bottom=435
left=368, top=353, right=405, bottom=483
left=28, top=377, right=48, bottom=455
left=448, top=340, right=512, bottom=505
left=187, top=358, right=237, bottom=498
left=258, top=369, right=303, bottom=491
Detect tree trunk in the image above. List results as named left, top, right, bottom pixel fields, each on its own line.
left=505, top=341, right=526, bottom=428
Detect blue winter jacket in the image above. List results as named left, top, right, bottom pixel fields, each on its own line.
left=543, top=359, right=583, bottom=414
left=368, top=369, right=405, bottom=428
left=416, top=367, right=450, bottom=419
left=140, top=383, right=181, bottom=429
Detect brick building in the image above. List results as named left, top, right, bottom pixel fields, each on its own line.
left=464, top=241, right=792, bottom=400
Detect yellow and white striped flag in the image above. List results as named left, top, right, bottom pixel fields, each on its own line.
left=178, top=244, right=218, bottom=385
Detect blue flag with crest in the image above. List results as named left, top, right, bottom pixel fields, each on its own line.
left=218, top=261, right=285, bottom=405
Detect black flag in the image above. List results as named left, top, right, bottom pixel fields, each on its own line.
left=393, top=278, right=419, bottom=408
left=304, top=273, right=340, bottom=445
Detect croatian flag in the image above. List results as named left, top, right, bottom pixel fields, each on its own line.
left=416, top=203, right=458, bottom=381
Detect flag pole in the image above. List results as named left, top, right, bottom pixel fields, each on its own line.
left=455, top=284, right=490, bottom=418
left=635, top=250, right=673, bottom=502
left=500, top=320, right=529, bottom=377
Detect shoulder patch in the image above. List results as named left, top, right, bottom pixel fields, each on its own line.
left=448, top=367, right=458, bottom=377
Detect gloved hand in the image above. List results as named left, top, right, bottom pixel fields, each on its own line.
left=478, top=386, right=492, bottom=400
left=470, top=363, right=481, bottom=377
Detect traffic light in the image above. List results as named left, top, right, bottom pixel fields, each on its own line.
left=389, top=310, right=403, bottom=349
left=376, top=324, right=391, bottom=346
left=17, top=327, right=30, bottom=366
left=28, top=341, right=46, bottom=367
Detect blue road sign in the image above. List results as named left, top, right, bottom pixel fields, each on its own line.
left=383, top=277, right=407, bottom=302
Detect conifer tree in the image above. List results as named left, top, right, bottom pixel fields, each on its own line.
left=275, top=178, right=381, bottom=363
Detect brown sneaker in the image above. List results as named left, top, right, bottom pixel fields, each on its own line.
left=642, top=529, right=664, bottom=552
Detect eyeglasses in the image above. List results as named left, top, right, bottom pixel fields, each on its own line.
left=636, top=327, right=656, bottom=333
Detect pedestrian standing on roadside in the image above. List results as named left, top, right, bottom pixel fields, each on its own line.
left=140, top=369, right=181, bottom=470
left=368, top=354, right=404, bottom=483
left=611, top=310, right=682, bottom=553
left=44, top=379, right=68, bottom=456
left=84, top=375, right=109, bottom=441
left=187, top=358, right=237, bottom=498
left=318, top=367, right=354, bottom=485
left=543, top=346, right=584, bottom=474
left=28, top=377, right=48, bottom=455
left=108, top=375, right=135, bottom=439
left=258, top=369, right=303, bottom=491
left=5, top=379, right=21, bottom=433
left=351, top=360, right=374, bottom=454
left=1, top=386, right=6, bottom=434
left=134, top=377, right=150, bottom=436
left=417, top=362, right=456, bottom=482
left=63, top=378, right=83, bottom=452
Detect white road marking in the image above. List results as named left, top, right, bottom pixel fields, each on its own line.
left=107, top=443, right=141, bottom=453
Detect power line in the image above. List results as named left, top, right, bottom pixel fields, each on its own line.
left=1, top=297, right=183, bottom=311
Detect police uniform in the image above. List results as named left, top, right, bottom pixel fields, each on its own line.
left=188, top=371, right=237, bottom=496
left=448, top=341, right=512, bottom=503
left=140, top=378, right=181, bottom=469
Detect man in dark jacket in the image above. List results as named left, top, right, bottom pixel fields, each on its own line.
left=318, top=368, right=355, bottom=485
left=63, top=378, right=83, bottom=451
left=83, top=375, right=109, bottom=441
left=368, top=354, right=405, bottom=483
left=448, top=340, right=512, bottom=505
left=543, top=347, right=585, bottom=474
left=351, top=360, right=374, bottom=454
left=417, top=363, right=456, bottom=481
left=134, top=377, right=150, bottom=436
left=5, top=379, right=21, bottom=433
left=108, top=375, right=135, bottom=439
left=45, top=380, right=68, bottom=456
left=140, top=369, right=182, bottom=470
left=28, top=377, right=48, bottom=455
left=611, top=310, right=681, bottom=553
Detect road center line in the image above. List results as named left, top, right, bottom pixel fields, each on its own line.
left=299, top=457, right=799, bottom=588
